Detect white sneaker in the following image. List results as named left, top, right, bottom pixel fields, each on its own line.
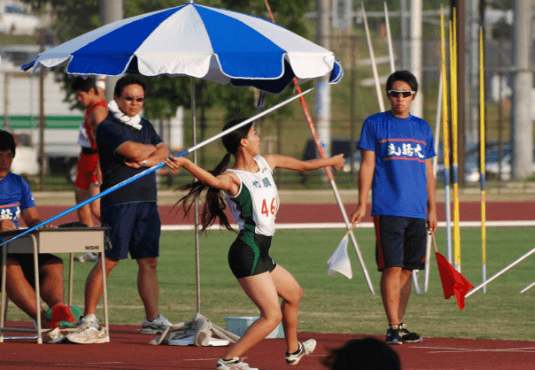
left=79, top=314, right=100, bottom=327
left=76, top=252, right=99, bottom=262
left=285, top=339, right=317, bottom=365
left=141, top=313, right=171, bottom=334
left=66, top=325, right=108, bottom=344
left=43, top=327, right=65, bottom=344
left=216, top=357, right=259, bottom=370
left=65, top=314, right=107, bottom=344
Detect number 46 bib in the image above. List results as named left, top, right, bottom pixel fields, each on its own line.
left=226, top=155, right=279, bottom=237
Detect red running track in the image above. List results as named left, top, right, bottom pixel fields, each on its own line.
left=1, top=324, right=534, bottom=370
left=34, top=201, right=535, bottom=226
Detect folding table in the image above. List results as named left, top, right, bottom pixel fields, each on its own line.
left=0, top=227, right=109, bottom=344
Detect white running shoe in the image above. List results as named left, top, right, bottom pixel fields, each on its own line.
left=141, top=313, right=171, bottom=334
left=285, top=339, right=317, bottom=365
left=43, top=327, right=65, bottom=344
left=216, top=357, right=259, bottom=370
left=76, top=252, right=99, bottom=262
left=65, top=314, right=107, bottom=344
left=66, top=325, right=108, bottom=344
left=78, top=314, right=100, bottom=327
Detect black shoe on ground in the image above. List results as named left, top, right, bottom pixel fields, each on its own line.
left=385, top=326, right=403, bottom=345
left=400, top=323, right=423, bottom=343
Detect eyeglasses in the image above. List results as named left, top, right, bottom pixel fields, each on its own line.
left=387, top=90, right=415, bottom=98
left=122, top=96, right=145, bottom=102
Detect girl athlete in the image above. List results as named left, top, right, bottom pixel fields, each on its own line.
left=165, top=117, right=344, bottom=370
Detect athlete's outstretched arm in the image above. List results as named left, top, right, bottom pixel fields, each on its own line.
left=165, top=157, right=240, bottom=196
left=262, top=153, right=344, bottom=173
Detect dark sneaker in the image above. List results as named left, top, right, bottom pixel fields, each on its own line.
left=385, top=326, right=403, bottom=345
left=400, top=323, right=422, bottom=343
left=285, top=339, right=317, bottom=365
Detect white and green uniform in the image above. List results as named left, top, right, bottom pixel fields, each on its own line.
left=225, top=155, right=280, bottom=278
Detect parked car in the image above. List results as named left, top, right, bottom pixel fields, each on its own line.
left=437, top=142, right=535, bottom=183
left=0, top=2, right=40, bottom=35
left=469, top=144, right=535, bottom=181
left=342, top=150, right=362, bottom=173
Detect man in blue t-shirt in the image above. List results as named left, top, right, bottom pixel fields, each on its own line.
left=66, top=75, right=171, bottom=344
left=351, top=71, right=437, bottom=345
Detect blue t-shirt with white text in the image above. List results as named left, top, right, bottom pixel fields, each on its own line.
left=358, top=111, right=436, bottom=219
left=0, top=172, right=36, bottom=228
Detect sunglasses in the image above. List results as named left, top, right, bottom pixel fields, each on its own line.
left=122, top=95, right=145, bottom=102
left=387, top=90, right=415, bottom=98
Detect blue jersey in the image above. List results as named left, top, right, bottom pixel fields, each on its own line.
left=96, top=114, right=163, bottom=209
left=0, top=172, right=36, bottom=228
left=358, top=111, right=436, bottom=219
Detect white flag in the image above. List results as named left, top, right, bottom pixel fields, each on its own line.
left=327, top=235, right=353, bottom=279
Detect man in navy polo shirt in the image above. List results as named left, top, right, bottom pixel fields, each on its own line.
left=67, top=75, right=171, bottom=344
left=351, top=70, right=437, bottom=345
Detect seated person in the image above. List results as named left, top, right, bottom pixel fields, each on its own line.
left=0, top=130, right=79, bottom=331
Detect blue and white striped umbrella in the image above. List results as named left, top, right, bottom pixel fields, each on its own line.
left=23, top=0, right=342, bottom=94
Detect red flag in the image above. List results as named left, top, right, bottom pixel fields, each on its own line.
left=435, top=251, right=474, bottom=310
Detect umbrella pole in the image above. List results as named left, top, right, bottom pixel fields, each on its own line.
left=167, top=78, right=244, bottom=346
left=191, top=77, right=202, bottom=314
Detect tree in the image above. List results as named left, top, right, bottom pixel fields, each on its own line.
left=21, top=0, right=313, bottom=121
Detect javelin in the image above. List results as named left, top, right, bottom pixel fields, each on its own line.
left=263, top=0, right=374, bottom=294
left=0, top=88, right=313, bottom=248
left=466, top=246, right=535, bottom=298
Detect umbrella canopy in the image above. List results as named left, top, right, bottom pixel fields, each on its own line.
left=22, top=0, right=342, bottom=94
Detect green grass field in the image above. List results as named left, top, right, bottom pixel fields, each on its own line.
left=6, top=227, right=535, bottom=341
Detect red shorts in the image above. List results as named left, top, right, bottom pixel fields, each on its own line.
left=75, top=153, right=99, bottom=190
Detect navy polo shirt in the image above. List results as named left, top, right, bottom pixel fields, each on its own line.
left=96, top=114, right=163, bottom=210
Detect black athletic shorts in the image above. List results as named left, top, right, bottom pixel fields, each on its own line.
left=0, top=253, right=61, bottom=291
left=373, top=215, right=427, bottom=271
left=228, top=231, right=276, bottom=279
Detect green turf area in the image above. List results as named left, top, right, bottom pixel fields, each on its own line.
left=6, top=227, right=535, bottom=341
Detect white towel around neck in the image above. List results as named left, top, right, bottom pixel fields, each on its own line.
left=107, top=100, right=142, bottom=130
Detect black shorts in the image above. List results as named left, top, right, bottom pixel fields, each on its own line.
left=0, top=253, right=61, bottom=291
left=373, top=215, right=427, bottom=271
left=228, top=231, right=276, bottom=279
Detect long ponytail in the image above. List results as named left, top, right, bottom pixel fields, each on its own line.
left=175, top=153, right=233, bottom=232
left=175, top=117, right=253, bottom=232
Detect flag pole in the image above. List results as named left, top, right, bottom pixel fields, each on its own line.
left=263, top=0, right=375, bottom=294
left=441, top=10, right=453, bottom=266
left=362, top=2, right=385, bottom=112
left=450, top=11, right=462, bottom=271
left=384, top=2, right=395, bottom=73
left=0, top=89, right=313, bottom=248
left=424, top=66, right=443, bottom=293
left=479, top=27, right=487, bottom=293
